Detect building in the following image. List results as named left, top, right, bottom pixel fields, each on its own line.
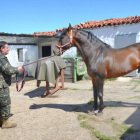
left=0, top=32, right=57, bottom=76
left=1, top=15, right=140, bottom=76
left=55, top=16, right=140, bottom=76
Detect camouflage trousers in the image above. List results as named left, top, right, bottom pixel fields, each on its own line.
left=0, top=86, right=11, bottom=120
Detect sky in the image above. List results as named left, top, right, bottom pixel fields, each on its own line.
left=0, top=0, right=140, bottom=34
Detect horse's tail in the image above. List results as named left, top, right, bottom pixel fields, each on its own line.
left=138, top=68, right=140, bottom=73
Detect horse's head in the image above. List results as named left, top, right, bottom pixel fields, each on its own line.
left=53, top=24, right=74, bottom=55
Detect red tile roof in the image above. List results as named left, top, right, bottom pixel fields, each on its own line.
left=32, top=31, right=56, bottom=36
left=33, top=15, right=140, bottom=36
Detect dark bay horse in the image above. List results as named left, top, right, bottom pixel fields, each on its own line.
left=53, top=24, right=140, bottom=116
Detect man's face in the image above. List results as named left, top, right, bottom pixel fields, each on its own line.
left=1, top=44, right=10, bottom=55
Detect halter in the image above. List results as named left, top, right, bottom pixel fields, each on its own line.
left=55, top=30, right=73, bottom=54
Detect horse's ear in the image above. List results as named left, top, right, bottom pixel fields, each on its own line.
left=68, top=23, right=72, bottom=31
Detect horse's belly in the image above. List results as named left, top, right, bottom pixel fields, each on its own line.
left=106, top=69, right=136, bottom=78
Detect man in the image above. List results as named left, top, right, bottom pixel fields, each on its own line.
left=0, top=41, right=23, bottom=129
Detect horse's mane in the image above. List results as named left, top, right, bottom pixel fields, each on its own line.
left=72, top=28, right=112, bottom=48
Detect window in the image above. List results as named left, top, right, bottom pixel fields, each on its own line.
left=42, top=46, right=51, bottom=57
left=17, top=48, right=23, bottom=62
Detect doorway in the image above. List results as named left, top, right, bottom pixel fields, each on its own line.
left=42, top=46, right=51, bottom=57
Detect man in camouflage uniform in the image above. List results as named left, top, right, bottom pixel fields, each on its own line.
left=0, top=41, right=23, bottom=129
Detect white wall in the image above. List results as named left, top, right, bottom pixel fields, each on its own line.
left=87, top=23, right=140, bottom=48
left=38, top=39, right=58, bottom=58
left=7, top=45, right=38, bottom=76
left=61, top=47, right=77, bottom=57
left=7, top=45, right=28, bottom=67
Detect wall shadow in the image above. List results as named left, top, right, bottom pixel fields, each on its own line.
left=120, top=105, right=140, bottom=139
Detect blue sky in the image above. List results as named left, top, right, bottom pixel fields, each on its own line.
left=0, top=0, right=140, bottom=34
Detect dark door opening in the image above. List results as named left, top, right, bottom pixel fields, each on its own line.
left=42, top=46, right=51, bottom=57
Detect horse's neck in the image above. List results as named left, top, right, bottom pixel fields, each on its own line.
left=74, top=31, right=107, bottom=62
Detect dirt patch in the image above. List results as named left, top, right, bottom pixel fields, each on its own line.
left=0, top=77, right=140, bottom=140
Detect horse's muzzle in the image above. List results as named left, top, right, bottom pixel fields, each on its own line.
left=53, top=50, right=61, bottom=56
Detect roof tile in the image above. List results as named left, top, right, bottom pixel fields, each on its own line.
left=32, top=15, right=140, bottom=36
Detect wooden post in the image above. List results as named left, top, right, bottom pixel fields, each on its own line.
left=60, top=69, right=64, bottom=89
left=45, top=81, right=50, bottom=95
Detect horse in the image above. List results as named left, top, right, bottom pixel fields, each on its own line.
left=53, top=24, right=140, bottom=116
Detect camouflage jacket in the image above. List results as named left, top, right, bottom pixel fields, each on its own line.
left=0, top=52, right=19, bottom=88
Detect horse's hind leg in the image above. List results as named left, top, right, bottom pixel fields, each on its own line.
left=96, top=78, right=104, bottom=116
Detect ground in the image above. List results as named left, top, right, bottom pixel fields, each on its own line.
left=0, top=77, right=140, bottom=140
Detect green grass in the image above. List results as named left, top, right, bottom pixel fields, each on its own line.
left=134, top=90, right=140, bottom=92
left=117, top=101, right=122, bottom=104
left=77, top=114, right=140, bottom=140
left=130, top=78, right=140, bottom=90
left=105, top=105, right=120, bottom=108
left=68, top=88, right=80, bottom=90
left=107, top=99, right=112, bottom=101
left=72, top=106, right=80, bottom=111
left=105, top=78, right=117, bottom=83
left=85, top=76, right=91, bottom=80
left=127, top=96, right=140, bottom=99
left=87, top=98, right=94, bottom=105
left=112, top=122, right=140, bottom=134
left=68, top=87, right=93, bottom=91
left=90, top=87, right=93, bottom=91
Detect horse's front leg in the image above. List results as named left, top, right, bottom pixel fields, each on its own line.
left=92, top=81, right=98, bottom=110
left=96, top=78, right=104, bottom=116
left=87, top=80, right=98, bottom=115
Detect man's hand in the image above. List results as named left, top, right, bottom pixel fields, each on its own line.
left=18, top=66, right=23, bottom=71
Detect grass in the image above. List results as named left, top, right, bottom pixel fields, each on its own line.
left=134, top=90, right=140, bottom=92
left=77, top=114, right=140, bottom=140
left=85, top=76, right=91, bottom=80
left=87, top=98, right=94, bottom=105
left=127, top=96, right=140, bottom=99
left=105, top=105, right=120, bottom=108
left=68, top=87, right=93, bottom=91
left=78, top=114, right=114, bottom=140
left=68, top=88, right=80, bottom=90
left=130, top=78, right=140, bottom=90
left=72, top=106, right=80, bottom=111
left=105, top=78, right=117, bottom=83
left=112, top=122, right=139, bottom=134
left=117, top=101, right=122, bottom=104
left=68, top=78, right=118, bottom=91
left=107, top=99, right=112, bottom=101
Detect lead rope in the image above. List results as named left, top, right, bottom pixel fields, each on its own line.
left=15, top=54, right=59, bottom=92
left=16, top=66, right=27, bottom=92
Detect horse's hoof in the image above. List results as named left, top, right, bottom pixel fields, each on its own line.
left=87, top=110, right=95, bottom=115
left=95, top=112, right=103, bottom=116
